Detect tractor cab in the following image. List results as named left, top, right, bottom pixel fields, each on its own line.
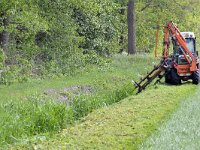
left=173, top=32, right=197, bottom=65
left=181, top=32, right=196, bottom=54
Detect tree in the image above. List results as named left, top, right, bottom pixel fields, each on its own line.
left=0, top=0, right=48, bottom=64
left=128, top=0, right=136, bottom=54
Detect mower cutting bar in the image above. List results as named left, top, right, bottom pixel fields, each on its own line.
left=133, top=64, right=165, bottom=94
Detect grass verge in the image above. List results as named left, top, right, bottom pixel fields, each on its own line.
left=140, top=85, right=200, bottom=150
left=9, top=84, right=197, bottom=149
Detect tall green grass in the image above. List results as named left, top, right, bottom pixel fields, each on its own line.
left=72, top=83, right=134, bottom=119
left=0, top=83, right=134, bottom=147
left=0, top=96, right=68, bottom=146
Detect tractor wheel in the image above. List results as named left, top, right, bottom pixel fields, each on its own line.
left=170, top=69, right=181, bottom=85
left=165, top=70, right=171, bottom=84
left=192, top=71, right=199, bottom=85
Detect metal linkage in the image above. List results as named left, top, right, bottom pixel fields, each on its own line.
left=132, top=63, right=166, bottom=94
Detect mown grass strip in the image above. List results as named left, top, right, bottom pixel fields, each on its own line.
left=10, top=84, right=197, bottom=149
left=140, top=85, right=200, bottom=150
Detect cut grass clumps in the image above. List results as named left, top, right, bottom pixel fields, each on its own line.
left=0, top=95, right=69, bottom=146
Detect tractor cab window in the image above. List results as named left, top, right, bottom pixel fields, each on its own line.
left=185, top=38, right=195, bottom=53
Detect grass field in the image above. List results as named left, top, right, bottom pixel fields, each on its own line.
left=10, top=84, right=196, bottom=150
left=0, top=54, right=198, bottom=149
left=140, top=85, right=200, bottom=150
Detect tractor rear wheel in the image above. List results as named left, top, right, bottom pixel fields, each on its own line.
left=171, top=69, right=181, bottom=85
left=192, top=71, right=199, bottom=85
left=165, top=69, right=181, bottom=85
left=165, top=70, right=171, bottom=84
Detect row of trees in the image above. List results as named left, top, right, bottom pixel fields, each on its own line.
left=0, top=0, right=200, bottom=84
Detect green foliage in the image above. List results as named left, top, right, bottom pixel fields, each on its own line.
left=68, top=0, right=123, bottom=55
left=0, top=0, right=200, bottom=83
left=135, top=0, right=200, bottom=53
left=0, top=0, right=127, bottom=84
left=0, top=59, right=31, bottom=85
left=84, top=51, right=110, bottom=65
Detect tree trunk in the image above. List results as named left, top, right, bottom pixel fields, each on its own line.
left=0, top=31, right=9, bottom=53
left=118, top=5, right=126, bottom=53
left=128, top=0, right=136, bottom=54
left=0, top=17, right=10, bottom=55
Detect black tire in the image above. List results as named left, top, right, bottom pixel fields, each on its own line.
left=165, top=69, right=181, bottom=85
left=171, top=69, right=181, bottom=85
left=165, top=70, right=171, bottom=84
left=192, top=71, right=199, bottom=85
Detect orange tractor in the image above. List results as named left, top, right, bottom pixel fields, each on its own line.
left=132, top=21, right=200, bottom=94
